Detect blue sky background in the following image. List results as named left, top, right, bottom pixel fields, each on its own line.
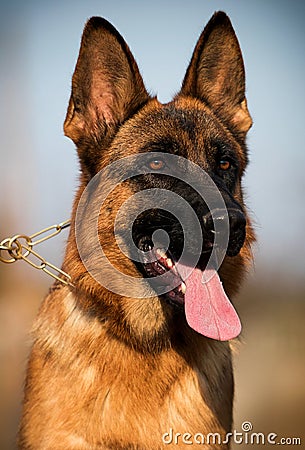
left=1, top=0, right=305, bottom=281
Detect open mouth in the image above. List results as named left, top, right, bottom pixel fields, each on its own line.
left=138, top=237, right=186, bottom=306
left=137, top=236, right=242, bottom=341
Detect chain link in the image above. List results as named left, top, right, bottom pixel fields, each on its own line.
left=0, top=220, right=73, bottom=286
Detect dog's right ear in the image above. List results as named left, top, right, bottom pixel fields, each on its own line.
left=64, top=18, right=150, bottom=175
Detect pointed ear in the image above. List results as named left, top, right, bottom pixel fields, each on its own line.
left=64, top=17, right=150, bottom=152
left=180, top=11, right=252, bottom=137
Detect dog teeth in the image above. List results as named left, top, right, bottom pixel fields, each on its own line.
left=156, top=248, right=167, bottom=259
left=166, top=258, right=173, bottom=268
left=156, top=248, right=173, bottom=268
left=181, top=282, right=186, bottom=294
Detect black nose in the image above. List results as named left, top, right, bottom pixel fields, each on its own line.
left=203, top=208, right=246, bottom=256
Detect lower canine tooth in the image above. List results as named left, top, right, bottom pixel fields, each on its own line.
left=181, top=282, right=186, bottom=294
left=156, top=248, right=167, bottom=259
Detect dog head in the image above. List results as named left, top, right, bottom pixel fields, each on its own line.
left=63, top=12, right=255, bottom=349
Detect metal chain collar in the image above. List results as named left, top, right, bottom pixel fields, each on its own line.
left=0, top=220, right=73, bottom=286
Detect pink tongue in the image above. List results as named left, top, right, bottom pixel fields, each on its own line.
left=177, top=265, right=241, bottom=341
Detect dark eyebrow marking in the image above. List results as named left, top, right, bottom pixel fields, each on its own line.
left=211, top=139, right=239, bottom=162
left=140, top=137, right=183, bottom=154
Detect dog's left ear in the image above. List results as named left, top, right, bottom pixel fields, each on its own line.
left=180, top=11, right=252, bottom=138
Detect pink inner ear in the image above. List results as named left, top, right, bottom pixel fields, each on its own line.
left=232, top=99, right=252, bottom=132
left=91, top=75, right=118, bottom=125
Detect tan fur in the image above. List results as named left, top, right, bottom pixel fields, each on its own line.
left=21, top=288, right=233, bottom=449
left=19, top=12, right=254, bottom=449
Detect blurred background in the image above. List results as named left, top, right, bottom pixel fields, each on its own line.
left=0, top=0, right=304, bottom=448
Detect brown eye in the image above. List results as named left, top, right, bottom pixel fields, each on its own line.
left=219, top=160, right=231, bottom=171
left=149, top=159, right=165, bottom=170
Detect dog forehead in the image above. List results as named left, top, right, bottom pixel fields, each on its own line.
left=148, top=99, right=222, bottom=137
left=113, top=98, right=228, bottom=157
left=104, top=96, right=248, bottom=174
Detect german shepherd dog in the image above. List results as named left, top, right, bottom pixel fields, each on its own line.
left=19, top=11, right=254, bottom=449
